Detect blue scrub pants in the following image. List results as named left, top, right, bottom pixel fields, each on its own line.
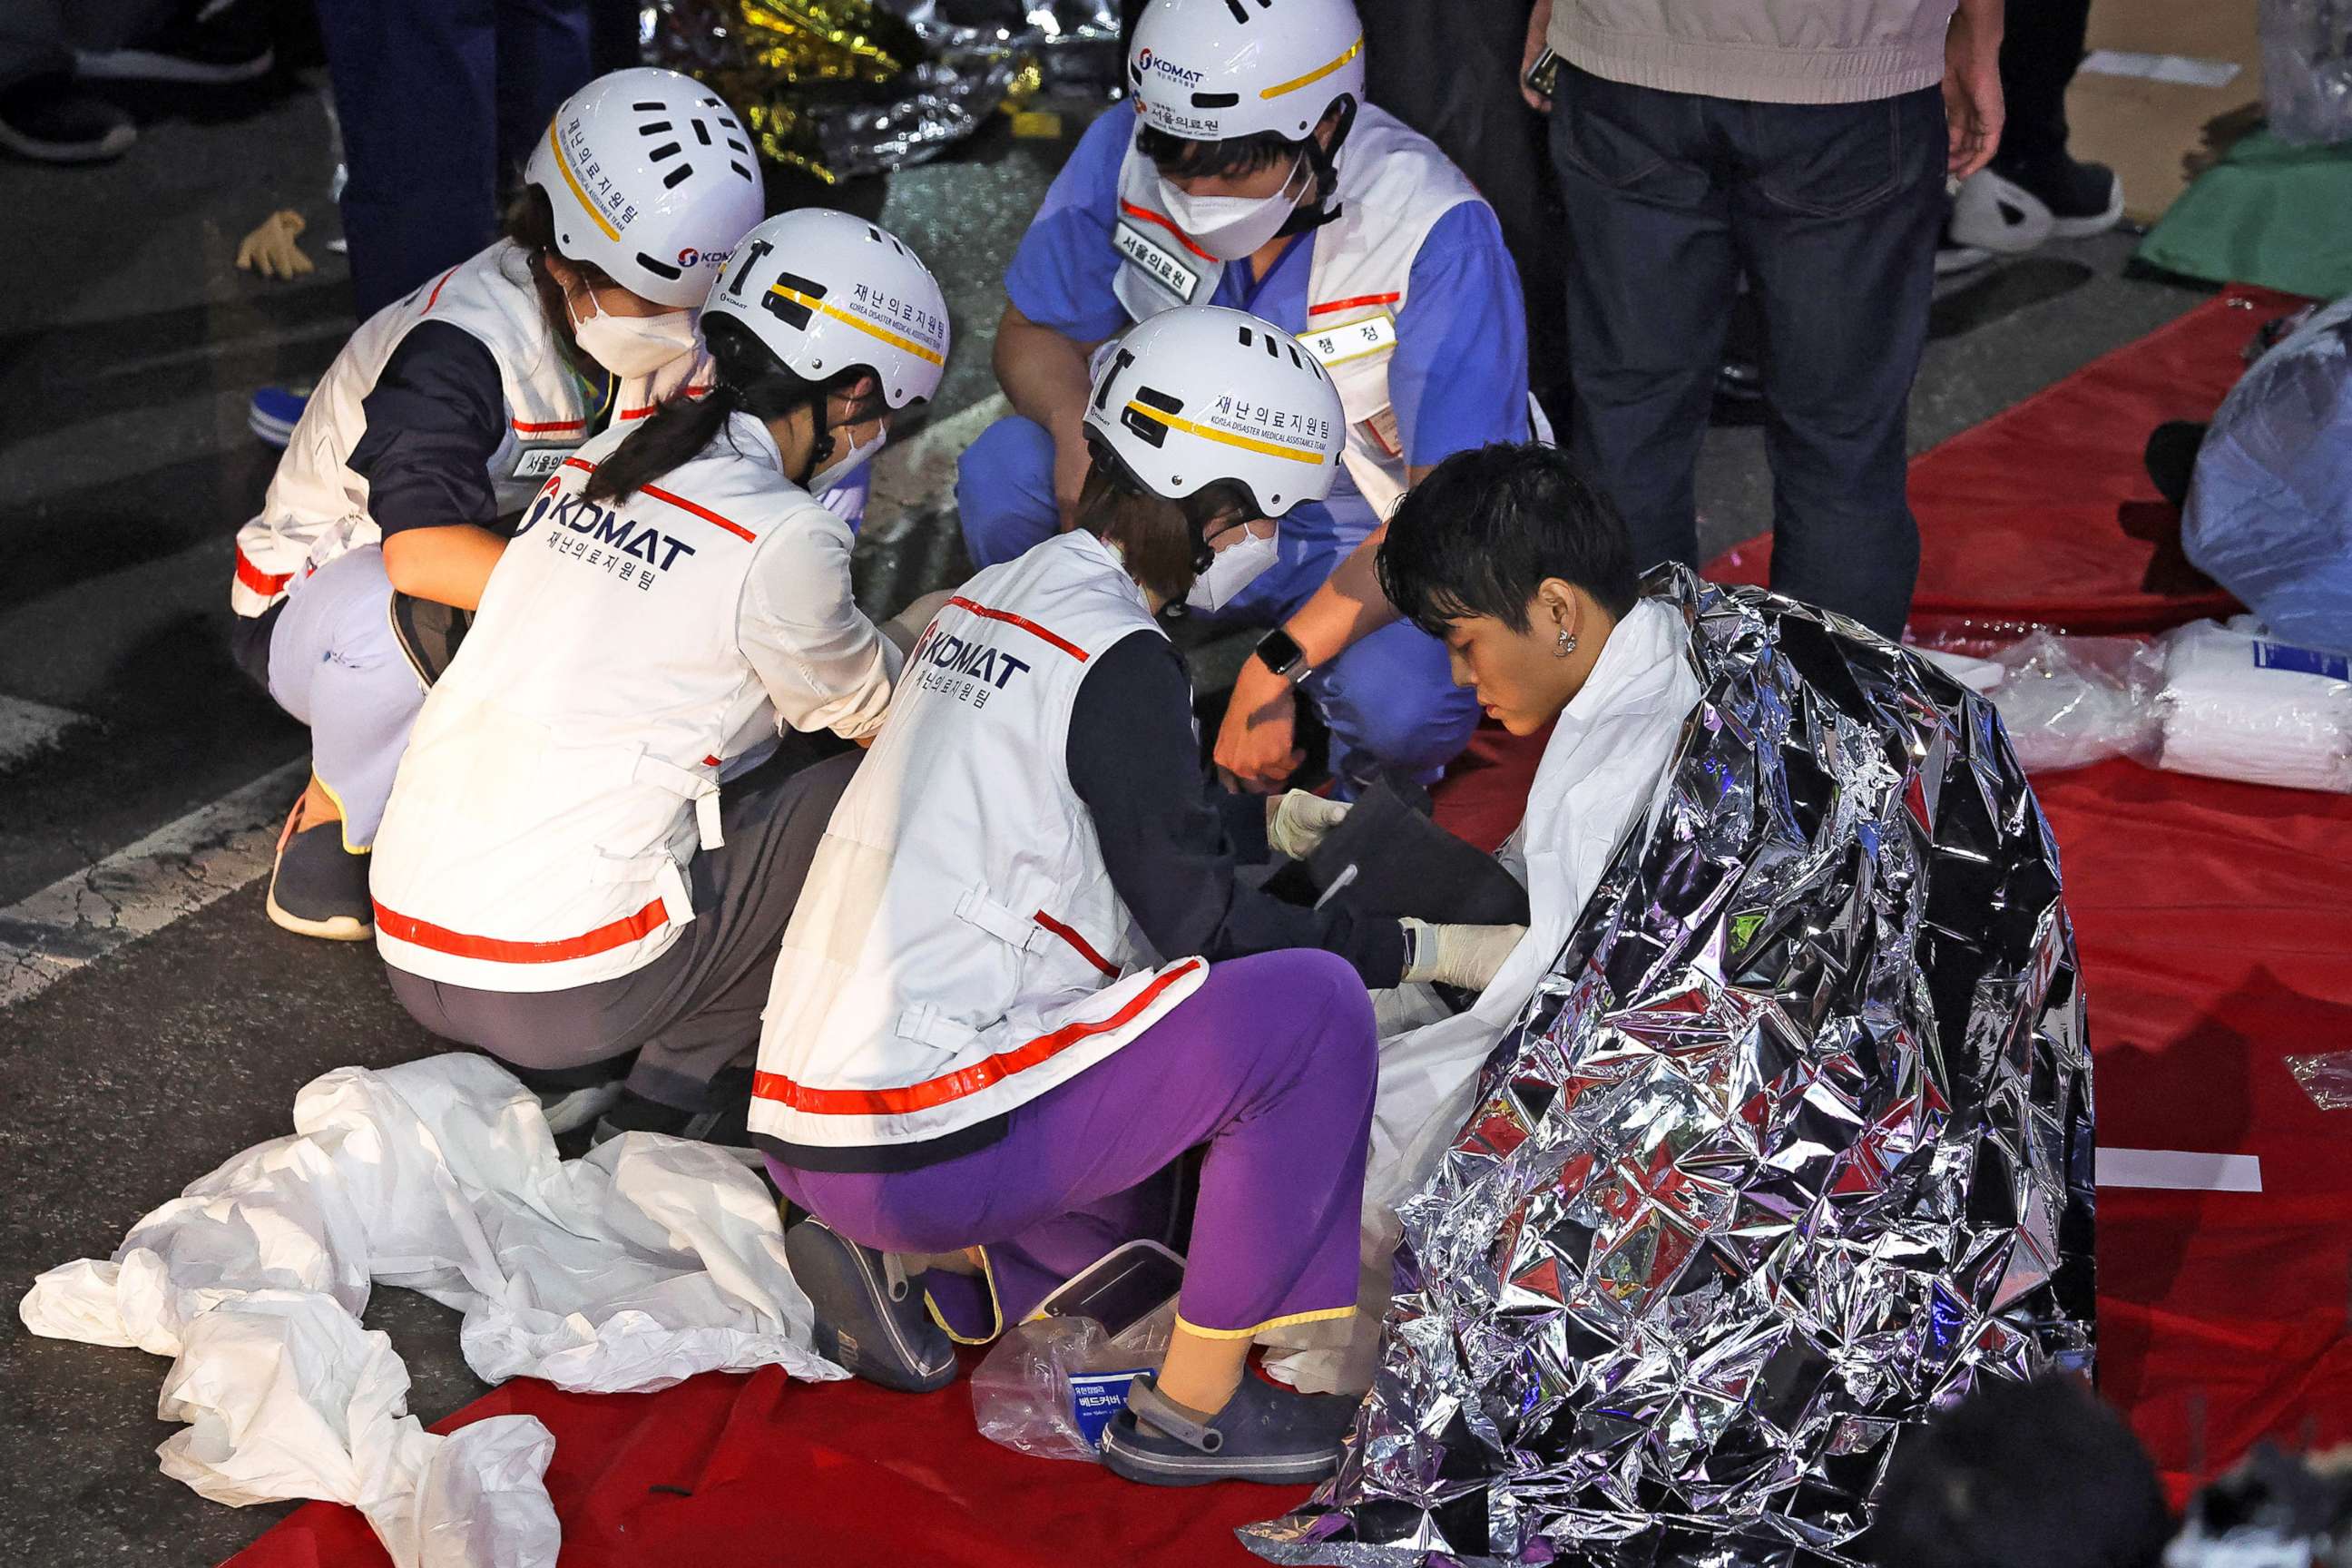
left=314, top=0, right=593, bottom=318
left=266, top=547, right=424, bottom=850
left=956, top=414, right=1478, bottom=789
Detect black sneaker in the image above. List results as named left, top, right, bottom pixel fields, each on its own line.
left=265, top=799, right=372, bottom=940
left=0, top=74, right=136, bottom=163
left=782, top=1218, right=959, bottom=1394
left=1099, top=1370, right=1358, bottom=1487
left=591, top=1083, right=760, bottom=1165
left=1993, top=152, right=2125, bottom=240
left=77, top=0, right=274, bottom=85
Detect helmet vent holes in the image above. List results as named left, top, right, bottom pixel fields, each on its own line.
left=701, top=95, right=724, bottom=107
left=1191, top=91, right=1239, bottom=108
left=691, top=118, right=713, bottom=146
left=648, top=141, right=681, bottom=162
left=637, top=121, right=672, bottom=135
left=635, top=251, right=683, bottom=280
left=1286, top=345, right=1303, bottom=368
left=1263, top=333, right=1279, bottom=358
left=662, top=163, right=693, bottom=189
left=1237, top=326, right=1255, bottom=348
left=730, top=162, right=753, bottom=181
left=632, top=100, right=665, bottom=111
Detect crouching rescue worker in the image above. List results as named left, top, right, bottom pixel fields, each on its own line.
left=368, top=211, right=953, bottom=1150
left=752, top=307, right=1504, bottom=1487
left=958, top=0, right=1537, bottom=795
left=230, top=67, right=764, bottom=941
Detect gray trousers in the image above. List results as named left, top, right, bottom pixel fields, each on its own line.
left=386, top=742, right=858, bottom=1111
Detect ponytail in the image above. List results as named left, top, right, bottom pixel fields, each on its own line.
left=582, top=315, right=840, bottom=504
left=584, top=386, right=740, bottom=504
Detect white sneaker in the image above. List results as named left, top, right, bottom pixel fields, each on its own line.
left=1947, top=169, right=2057, bottom=258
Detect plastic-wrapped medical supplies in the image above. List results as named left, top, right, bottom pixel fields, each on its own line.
left=1248, top=572, right=2096, bottom=1567
left=2260, top=0, right=2352, bottom=146
left=1919, top=632, right=2168, bottom=773
left=2183, top=293, right=2352, bottom=650
left=2158, top=618, right=2352, bottom=793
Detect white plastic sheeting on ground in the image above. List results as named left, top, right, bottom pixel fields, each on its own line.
left=19, top=1053, right=846, bottom=1568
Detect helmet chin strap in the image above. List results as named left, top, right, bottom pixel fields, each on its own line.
left=1276, top=95, right=1358, bottom=240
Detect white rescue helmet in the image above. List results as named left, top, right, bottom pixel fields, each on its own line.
left=701, top=209, right=950, bottom=408
left=1083, top=305, right=1344, bottom=520
left=1127, top=0, right=1367, bottom=143
left=524, top=67, right=768, bottom=309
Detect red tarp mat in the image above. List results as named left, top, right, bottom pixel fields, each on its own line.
left=1702, top=284, right=2309, bottom=641
left=228, top=296, right=2348, bottom=1565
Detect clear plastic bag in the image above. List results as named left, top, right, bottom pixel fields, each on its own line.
left=1918, top=632, right=2167, bottom=773
left=970, top=1303, right=1175, bottom=1464
left=2261, top=0, right=2352, bottom=146
left=2156, top=618, right=2352, bottom=794
left=2286, top=1050, right=2352, bottom=1111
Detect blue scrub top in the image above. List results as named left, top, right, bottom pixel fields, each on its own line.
left=1005, top=109, right=1531, bottom=540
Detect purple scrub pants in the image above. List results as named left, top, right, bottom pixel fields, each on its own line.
left=768, top=949, right=1378, bottom=1342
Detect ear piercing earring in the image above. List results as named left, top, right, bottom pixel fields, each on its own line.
left=1555, top=628, right=1579, bottom=658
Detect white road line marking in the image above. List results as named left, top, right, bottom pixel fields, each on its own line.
left=0, top=695, right=87, bottom=772
left=2096, top=1148, right=2263, bottom=1193
left=0, top=759, right=306, bottom=1011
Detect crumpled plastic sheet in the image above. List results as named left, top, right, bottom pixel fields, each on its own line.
left=973, top=1302, right=1177, bottom=1464
left=1917, top=632, right=2168, bottom=774
left=2260, top=0, right=2352, bottom=146
left=644, top=0, right=1121, bottom=182
left=20, top=1053, right=846, bottom=1568
left=2286, top=1051, right=2352, bottom=1112
left=1248, top=572, right=2099, bottom=1567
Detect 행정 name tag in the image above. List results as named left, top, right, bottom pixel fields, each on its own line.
left=1303, top=310, right=1397, bottom=367
left=1113, top=220, right=1203, bottom=305
left=512, top=446, right=575, bottom=481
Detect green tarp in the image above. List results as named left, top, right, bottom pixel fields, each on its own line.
left=2136, top=129, right=2352, bottom=300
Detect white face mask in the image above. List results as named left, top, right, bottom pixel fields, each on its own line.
left=805, top=423, right=887, bottom=495
left=567, top=289, right=699, bottom=378
left=1156, top=154, right=1309, bottom=262
left=1185, top=524, right=1279, bottom=613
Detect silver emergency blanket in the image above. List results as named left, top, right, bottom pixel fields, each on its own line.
left=1250, top=572, right=2098, bottom=1567
left=643, top=0, right=1121, bottom=183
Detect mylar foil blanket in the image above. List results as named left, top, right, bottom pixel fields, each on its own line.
left=1250, top=570, right=2098, bottom=1567
left=644, top=0, right=1120, bottom=182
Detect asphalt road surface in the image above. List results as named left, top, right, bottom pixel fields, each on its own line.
left=0, top=62, right=2211, bottom=1568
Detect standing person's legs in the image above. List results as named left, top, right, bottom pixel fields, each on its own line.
left=315, top=0, right=501, bottom=318
left=955, top=414, right=1063, bottom=569
left=1732, top=88, right=1945, bottom=640
left=1307, top=620, right=1481, bottom=790
left=1551, top=64, right=1737, bottom=578
left=1998, top=0, right=2094, bottom=172
left=384, top=746, right=861, bottom=1117
left=492, top=0, right=591, bottom=194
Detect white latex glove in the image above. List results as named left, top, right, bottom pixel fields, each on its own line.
left=1398, top=918, right=1527, bottom=992
left=880, top=588, right=955, bottom=658
left=1267, top=790, right=1351, bottom=860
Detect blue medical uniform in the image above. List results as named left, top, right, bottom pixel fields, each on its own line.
left=958, top=109, right=1531, bottom=787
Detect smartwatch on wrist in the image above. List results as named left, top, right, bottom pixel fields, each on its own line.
left=1253, top=627, right=1310, bottom=684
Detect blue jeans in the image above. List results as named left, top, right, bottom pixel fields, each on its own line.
left=956, top=413, right=1478, bottom=787
left=1551, top=64, right=1945, bottom=639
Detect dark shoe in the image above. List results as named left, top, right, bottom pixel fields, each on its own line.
left=265, top=799, right=372, bottom=940
left=0, top=74, right=136, bottom=163
left=1993, top=151, right=2125, bottom=239
left=1098, top=1370, right=1357, bottom=1486
left=77, top=0, right=274, bottom=85
left=591, top=1080, right=760, bottom=1165
left=250, top=383, right=311, bottom=448
left=782, top=1218, right=958, bottom=1394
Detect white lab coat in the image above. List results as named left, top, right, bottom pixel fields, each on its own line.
left=1262, top=595, right=1706, bottom=1392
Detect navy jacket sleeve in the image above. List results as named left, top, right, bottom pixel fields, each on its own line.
left=1065, top=632, right=1406, bottom=989
left=348, top=321, right=507, bottom=539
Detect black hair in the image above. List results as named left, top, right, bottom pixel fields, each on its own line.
left=1135, top=122, right=1307, bottom=181
left=503, top=186, right=612, bottom=367
left=1375, top=443, right=1641, bottom=636
left=583, top=314, right=870, bottom=504
left=1867, top=1376, right=2172, bottom=1568
left=1072, top=436, right=1254, bottom=603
